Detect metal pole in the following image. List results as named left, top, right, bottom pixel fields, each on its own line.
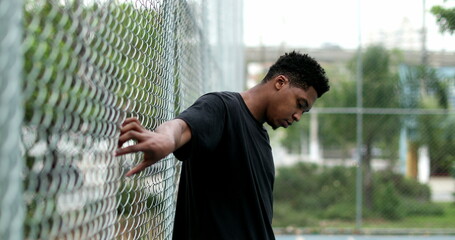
left=421, top=0, right=428, bottom=67
left=355, top=0, right=364, bottom=230
left=0, top=0, right=25, bottom=239
left=163, top=1, right=179, bottom=238
left=420, top=0, right=428, bottom=96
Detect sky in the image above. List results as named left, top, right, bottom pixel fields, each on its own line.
left=243, top=0, right=455, bottom=51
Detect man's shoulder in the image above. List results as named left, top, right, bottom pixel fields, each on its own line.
left=202, top=91, right=239, bottom=99
left=198, top=91, right=241, bottom=105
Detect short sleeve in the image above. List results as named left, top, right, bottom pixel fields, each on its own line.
left=173, top=93, right=226, bottom=161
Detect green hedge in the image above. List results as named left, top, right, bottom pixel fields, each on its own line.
left=273, top=162, right=444, bottom=227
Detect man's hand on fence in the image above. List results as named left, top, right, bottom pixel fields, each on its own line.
left=116, top=117, right=191, bottom=177
left=116, top=117, right=175, bottom=177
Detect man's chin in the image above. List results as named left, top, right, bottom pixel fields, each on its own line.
left=269, top=123, right=279, bottom=130
left=266, top=121, right=280, bottom=130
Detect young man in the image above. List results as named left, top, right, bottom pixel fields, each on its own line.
left=116, top=51, right=330, bottom=239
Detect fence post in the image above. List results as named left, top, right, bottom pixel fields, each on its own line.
left=0, top=0, right=25, bottom=239
left=162, top=0, right=179, bottom=238
left=355, top=0, right=363, bottom=230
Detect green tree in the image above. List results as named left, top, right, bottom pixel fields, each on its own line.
left=400, top=62, right=454, bottom=176
left=414, top=67, right=454, bottom=175
left=431, top=3, right=455, bottom=34
left=348, top=45, right=401, bottom=209
left=317, top=75, right=357, bottom=158
left=429, top=2, right=455, bottom=175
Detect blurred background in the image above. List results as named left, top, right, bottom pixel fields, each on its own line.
left=1, top=0, right=454, bottom=239
left=243, top=0, right=455, bottom=235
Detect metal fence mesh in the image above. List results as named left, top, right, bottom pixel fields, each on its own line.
left=0, top=0, right=243, bottom=239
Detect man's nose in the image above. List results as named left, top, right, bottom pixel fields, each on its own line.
left=293, top=112, right=302, bottom=122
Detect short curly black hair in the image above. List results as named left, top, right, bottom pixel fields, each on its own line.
left=262, top=51, right=330, bottom=98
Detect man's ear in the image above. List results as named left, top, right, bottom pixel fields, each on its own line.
left=274, top=75, right=288, bottom=90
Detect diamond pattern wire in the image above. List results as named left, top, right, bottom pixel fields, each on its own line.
left=0, top=0, right=243, bottom=239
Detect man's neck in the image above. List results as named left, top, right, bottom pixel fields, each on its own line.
left=240, top=84, right=268, bottom=124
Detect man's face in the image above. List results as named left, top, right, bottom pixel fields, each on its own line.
left=266, top=77, right=318, bottom=130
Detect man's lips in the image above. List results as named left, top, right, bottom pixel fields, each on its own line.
left=282, top=120, right=292, bottom=128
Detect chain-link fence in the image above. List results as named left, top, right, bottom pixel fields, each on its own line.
left=0, top=0, right=243, bottom=239
left=245, top=1, right=455, bottom=236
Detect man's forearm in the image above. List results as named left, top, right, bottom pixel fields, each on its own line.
left=154, top=119, right=191, bottom=152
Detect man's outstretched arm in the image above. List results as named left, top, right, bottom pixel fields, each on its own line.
left=116, top=117, right=191, bottom=176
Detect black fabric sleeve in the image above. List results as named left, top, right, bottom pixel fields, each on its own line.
left=173, top=93, right=226, bottom=161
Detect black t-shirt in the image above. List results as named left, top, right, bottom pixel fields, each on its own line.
left=172, top=92, right=275, bottom=240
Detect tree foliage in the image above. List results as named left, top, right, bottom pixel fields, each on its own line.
left=399, top=63, right=454, bottom=175
left=348, top=45, right=401, bottom=209
left=431, top=5, right=455, bottom=35
left=318, top=75, right=357, bottom=154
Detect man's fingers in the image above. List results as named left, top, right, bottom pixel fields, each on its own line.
left=122, top=117, right=141, bottom=127
left=120, top=121, right=145, bottom=135
left=115, top=143, right=143, bottom=156
left=125, top=161, right=153, bottom=177
left=118, top=118, right=148, bottom=148
left=117, top=130, right=145, bottom=148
